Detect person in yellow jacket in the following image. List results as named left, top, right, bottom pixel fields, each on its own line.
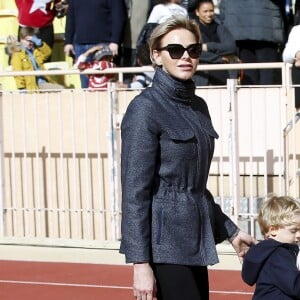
left=9, top=27, right=63, bottom=91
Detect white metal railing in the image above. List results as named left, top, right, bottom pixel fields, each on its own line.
left=0, top=62, right=298, bottom=247
left=0, top=62, right=287, bottom=85
left=283, top=112, right=300, bottom=195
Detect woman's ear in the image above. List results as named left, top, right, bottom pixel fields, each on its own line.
left=152, top=49, right=162, bottom=67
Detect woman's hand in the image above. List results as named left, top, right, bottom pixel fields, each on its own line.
left=133, top=263, right=157, bottom=300
left=231, top=230, right=257, bottom=263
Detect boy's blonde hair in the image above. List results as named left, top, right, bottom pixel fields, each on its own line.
left=148, top=16, right=201, bottom=67
left=258, top=194, right=300, bottom=236
left=19, top=27, right=39, bottom=40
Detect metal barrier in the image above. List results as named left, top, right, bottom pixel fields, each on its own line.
left=283, top=112, right=300, bottom=196
left=0, top=63, right=298, bottom=247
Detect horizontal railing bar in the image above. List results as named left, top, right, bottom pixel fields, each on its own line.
left=0, top=62, right=289, bottom=77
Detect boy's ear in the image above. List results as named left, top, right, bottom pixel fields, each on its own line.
left=269, top=225, right=278, bottom=237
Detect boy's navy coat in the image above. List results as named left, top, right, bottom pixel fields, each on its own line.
left=120, top=67, right=239, bottom=266
left=242, top=239, right=300, bottom=299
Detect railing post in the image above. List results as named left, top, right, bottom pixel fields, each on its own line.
left=0, top=84, right=4, bottom=236
left=107, top=82, right=121, bottom=241
left=282, top=63, right=300, bottom=198
left=227, top=79, right=240, bottom=225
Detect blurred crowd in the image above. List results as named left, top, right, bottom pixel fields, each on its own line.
left=5, top=0, right=300, bottom=103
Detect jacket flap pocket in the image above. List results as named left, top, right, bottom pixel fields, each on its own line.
left=200, top=117, right=219, bottom=139
left=205, top=126, right=219, bottom=139
left=166, top=128, right=195, bottom=141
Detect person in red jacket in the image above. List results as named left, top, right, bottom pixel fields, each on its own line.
left=15, top=0, right=68, bottom=50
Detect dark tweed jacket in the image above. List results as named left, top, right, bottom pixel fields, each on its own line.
left=120, top=67, right=238, bottom=266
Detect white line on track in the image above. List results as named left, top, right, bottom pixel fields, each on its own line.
left=0, top=279, right=253, bottom=295
left=0, top=280, right=132, bottom=289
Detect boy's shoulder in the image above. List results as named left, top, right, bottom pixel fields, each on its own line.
left=246, top=239, right=298, bottom=261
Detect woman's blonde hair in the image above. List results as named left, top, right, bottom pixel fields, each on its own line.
left=148, top=16, right=201, bottom=67
left=258, top=194, right=300, bottom=236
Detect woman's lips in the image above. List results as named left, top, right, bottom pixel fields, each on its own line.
left=178, top=64, right=193, bottom=71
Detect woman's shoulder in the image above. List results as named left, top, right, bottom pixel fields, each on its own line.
left=152, top=4, right=164, bottom=9
left=122, top=88, right=162, bottom=132
left=147, top=4, right=166, bottom=23
left=148, top=4, right=168, bottom=15
left=126, top=88, right=158, bottom=112
left=192, top=95, right=209, bottom=112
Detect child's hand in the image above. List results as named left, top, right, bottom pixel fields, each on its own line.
left=74, top=54, right=87, bottom=68
left=28, top=35, right=42, bottom=47
left=231, top=230, right=257, bottom=263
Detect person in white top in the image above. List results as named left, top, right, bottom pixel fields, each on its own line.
left=282, top=25, right=300, bottom=110
left=282, top=25, right=300, bottom=67
left=147, top=0, right=188, bottom=24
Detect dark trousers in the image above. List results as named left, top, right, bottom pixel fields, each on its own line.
left=152, top=264, right=209, bottom=300
left=237, top=40, right=281, bottom=85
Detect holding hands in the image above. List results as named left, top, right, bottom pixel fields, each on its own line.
left=231, top=230, right=257, bottom=262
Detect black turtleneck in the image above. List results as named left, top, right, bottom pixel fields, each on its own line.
left=198, top=20, right=220, bottom=43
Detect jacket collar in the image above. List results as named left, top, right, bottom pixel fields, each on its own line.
left=153, top=67, right=196, bottom=105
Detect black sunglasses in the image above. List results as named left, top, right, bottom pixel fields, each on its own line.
left=157, top=43, right=202, bottom=59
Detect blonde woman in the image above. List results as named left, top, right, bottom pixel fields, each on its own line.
left=120, top=16, right=256, bottom=300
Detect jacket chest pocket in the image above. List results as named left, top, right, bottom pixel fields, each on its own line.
left=161, top=128, right=197, bottom=161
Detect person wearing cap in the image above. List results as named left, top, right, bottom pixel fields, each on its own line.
left=74, top=45, right=116, bottom=89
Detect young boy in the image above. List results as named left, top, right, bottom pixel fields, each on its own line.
left=74, top=45, right=116, bottom=89
left=10, top=27, right=63, bottom=91
left=242, top=195, right=300, bottom=299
